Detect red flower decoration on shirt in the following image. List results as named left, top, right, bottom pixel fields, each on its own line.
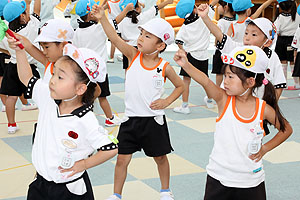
left=68, top=131, right=78, bottom=139
left=266, top=68, right=270, bottom=74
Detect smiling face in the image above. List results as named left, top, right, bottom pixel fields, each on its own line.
left=40, top=42, right=65, bottom=63
left=243, top=24, right=268, bottom=47
left=49, top=57, right=81, bottom=100
left=137, top=29, right=165, bottom=54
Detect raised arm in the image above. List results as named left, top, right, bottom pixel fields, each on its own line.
left=33, top=0, right=41, bottom=16
left=157, top=0, right=174, bottom=10
left=198, top=4, right=224, bottom=42
left=251, top=0, right=275, bottom=19
left=115, top=3, right=134, bottom=24
left=92, top=4, right=137, bottom=60
left=7, top=36, right=33, bottom=86
left=210, top=0, right=219, bottom=7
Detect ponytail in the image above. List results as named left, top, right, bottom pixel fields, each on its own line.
left=279, top=1, right=297, bottom=21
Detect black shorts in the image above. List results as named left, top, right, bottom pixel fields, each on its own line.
left=212, top=50, right=224, bottom=74
left=204, top=175, right=266, bottom=200
left=117, top=116, right=174, bottom=157
left=179, top=53, right=208, bottom=77
left=275, top=36, right=294, bottom=62
left=292, top=52, right=300, bottom=77
left=97, top=74, right=111, bottom=97
left=0, top=62, right=40, bottom=97
left=0, top=53, right=10, bottom=76
left=27, top=171, right=94, bottom=200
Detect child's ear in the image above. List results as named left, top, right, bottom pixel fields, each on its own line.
left=247, top=77, right=256, bottom=87
left=157, top=42, right=166, bottom=52
left=263, top=39, right=273, bottom=48
left=76, top=83, right=88, bottom=96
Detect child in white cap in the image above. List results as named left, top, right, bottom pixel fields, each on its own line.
left=116, top=0, right=174, bottom=70
left=8, top=35, right=118, bottom=199
left=0, top=0, right=41, bottom=134
left=174, top=45, right=292, bottom=200
left=173, top=0, right=218, bottom=113
left=228, top=0, right=274, bottom=43
left=92, top=5, right=184, bottom=200
left=212, top=0, right=235, bottom=87
left=274, top=0, right=300, bottom=90
left=73, top=0, right=134, bottom=127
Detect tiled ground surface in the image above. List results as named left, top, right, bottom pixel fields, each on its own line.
left=0, top=49, right=300, bottom=199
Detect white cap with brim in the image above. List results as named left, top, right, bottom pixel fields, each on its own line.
left=138, top=18, right=175, bottom=46
left=221, top=46, right=269, bottom=74
left=34, top=19, right=74, bottom=43
left=245, top=18, right=277, bottom=41
left=63, top=44, right=107, bottom=83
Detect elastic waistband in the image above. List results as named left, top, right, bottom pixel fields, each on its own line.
left=36, top=171, right=87, bottom=185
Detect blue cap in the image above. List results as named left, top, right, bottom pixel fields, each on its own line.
left=223, top=0, right=233, bottom=3
left=175, top=0, right=195, bottom=19
left=297, top=4, right=300, bottom=15
left=3, top=1, right=26, bottom=22
left=119, top=0, right=137, bottom=11
left=277, top=0, right=289, bottom=3
left=75, top=0, right=99, bottom=17
left=232, top=0, right=254, bottom=12
left=0, top=0, right=9, bottom=17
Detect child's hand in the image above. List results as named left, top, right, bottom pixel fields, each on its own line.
left=249, top=145, right=268, bottom=162
left=59, top=159, right=86, bottom=178
left=167, top=0, right=174, bottom=4
left=150, top=99, right=169, bottom=110
left=125, top=3, right=134, bottom=11
left=6, top=34, right=23, bottom=51
left=173, top=49, right=188, bottom=67
left=197, top=4, right=209, bottom=18
left=91, top=4, right=105, bottom=21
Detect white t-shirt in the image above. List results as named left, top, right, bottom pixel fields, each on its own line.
left=107, top=0, right=121, bottom=19
left=0, top=14, right=40, bottom=64
left=73, top=20, right=117, bottom=62
left=274, top=13, right=300, bottom=36
left=26, top=77, right=114, bottom=191
left=207, top=96, right=266, bottom=188
left=217, top=34, right=287, bottom=96
left=118, top=6, right=158, bottom=46
left=230, top=17, right=251, bottom=43
left=175, top=6, right=215, bottom=60
left=125, top=51, right=168, bottom=117
left=292, top=25, right=300, bottom=52
left=217, top=16, right=236, bottom=34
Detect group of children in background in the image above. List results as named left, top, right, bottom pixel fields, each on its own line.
left=0, top=0, right=297, bottom=199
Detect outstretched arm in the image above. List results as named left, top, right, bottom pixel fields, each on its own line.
left=251, top=0, right=275, bottom=19
left=198, top=4, right=223, bottom=42
left=33, top=0, right=41, bottom=16
left=92, top=4, right=137, bottom=60
left=173, top=49, right=226, bottom=104
left=157, top=0, right=174, bottom=10
left=7, top=35, right=33, bottom=86
left=115, top=3, right=134, bottom=24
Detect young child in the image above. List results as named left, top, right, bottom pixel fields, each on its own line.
left=173, top=0, right=218, bottom=113
left=9, top=36, right=118, bottom=198
left=0, top=0, right=41, bottom=134
left=274, top=0, right=300, bottom=89
left=212, top=0, right=235, bottom=87
left=73, top=0, right=134, bottom=126
left=117, top=0, right=174, bottom=70
left=92, top=4, right=184, bottom=200
left=228, top=0, right=274, bottom=43
left=174, top=45, right=292, bottom=200
left=291, top=23, right=300, bottom=96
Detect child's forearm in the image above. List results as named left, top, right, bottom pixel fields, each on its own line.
left=115, top=3, right=134, bottom=24
left=16, top=49, right=34, bottom=86
left=33, top=0, right=41, bottom=16
left=84, top=149, right=117, bottom=170
left=210, top=0, right=219, bottom=7
left=251, top=0, right=274, bottom=19
left=157, top=0, right=173, bottom=10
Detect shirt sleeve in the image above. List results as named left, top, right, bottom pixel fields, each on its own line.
left=86, top=124, right=116, bottom=150
left=208, top=5, right=215, bottom=19
left=216, top=34, right=241, bottom=54
left=26, top=77, right=51, bottom=109
left=175, top=25, right=186, bottom=45
left=269, top=53, right=287, bottom=89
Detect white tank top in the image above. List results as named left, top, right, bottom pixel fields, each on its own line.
left=206, top=96, right=266, bottom=188
left=107, top=0, right=121, bottom=19
left=43, top=62, right=54, bottom=84
left=231, top=17, right=250, bottom=43
left=125, top=52, right=168, bottom=117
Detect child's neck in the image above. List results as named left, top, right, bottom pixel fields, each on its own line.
left=237, top=14, right=248, bottom=22
left=58, top=99, right=83, bottom=115
left=141, top=53, right=161, bottom=69
left=223, top=12, right=234, bottom=18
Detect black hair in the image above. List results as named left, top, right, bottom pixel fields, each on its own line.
left=80, top=14, right=88, bottom=22
left=157, top=38, right=167, bottom=53
left=235, top=10, right=247, bottom=15
left=126, top=0, right=140, bottom=24
left=222, top=65, right=287, bottom=131
left=276, top=0, right=297, bottom=21
left=60, top=56, right=97, bottom=105
left=218, top=0, right=235, bottom=16
left=8, top=11, right=26, bottom=31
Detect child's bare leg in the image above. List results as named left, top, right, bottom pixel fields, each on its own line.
left=5, top=96, right=17, bottom=123
left=99, top=97, right=113, bottom=119
left=182, top=76, right=191, bottom=103
left=113, top=154, right=132, bottom=195
left=19, top=94, right=28, bottom=105
left=154, top=155, right=170, bottom=190
left=110, top=43, right=116, bottom=60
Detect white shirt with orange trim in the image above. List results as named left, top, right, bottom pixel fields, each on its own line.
left=206, top=96, right=266, bottom=188
left=107, top=0, right=121, bottom=19
left=43, top=62, right=54, bottom=84
left=125, top=51, right=168, bottom=117
left=230, top=17, right=250, bottom=43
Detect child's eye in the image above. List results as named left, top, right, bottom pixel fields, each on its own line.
left=58, top=76, right=63, bottom=80
left=146, top=35, right=150, bottom=38
left=252, top=33, right=257, bottom=36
